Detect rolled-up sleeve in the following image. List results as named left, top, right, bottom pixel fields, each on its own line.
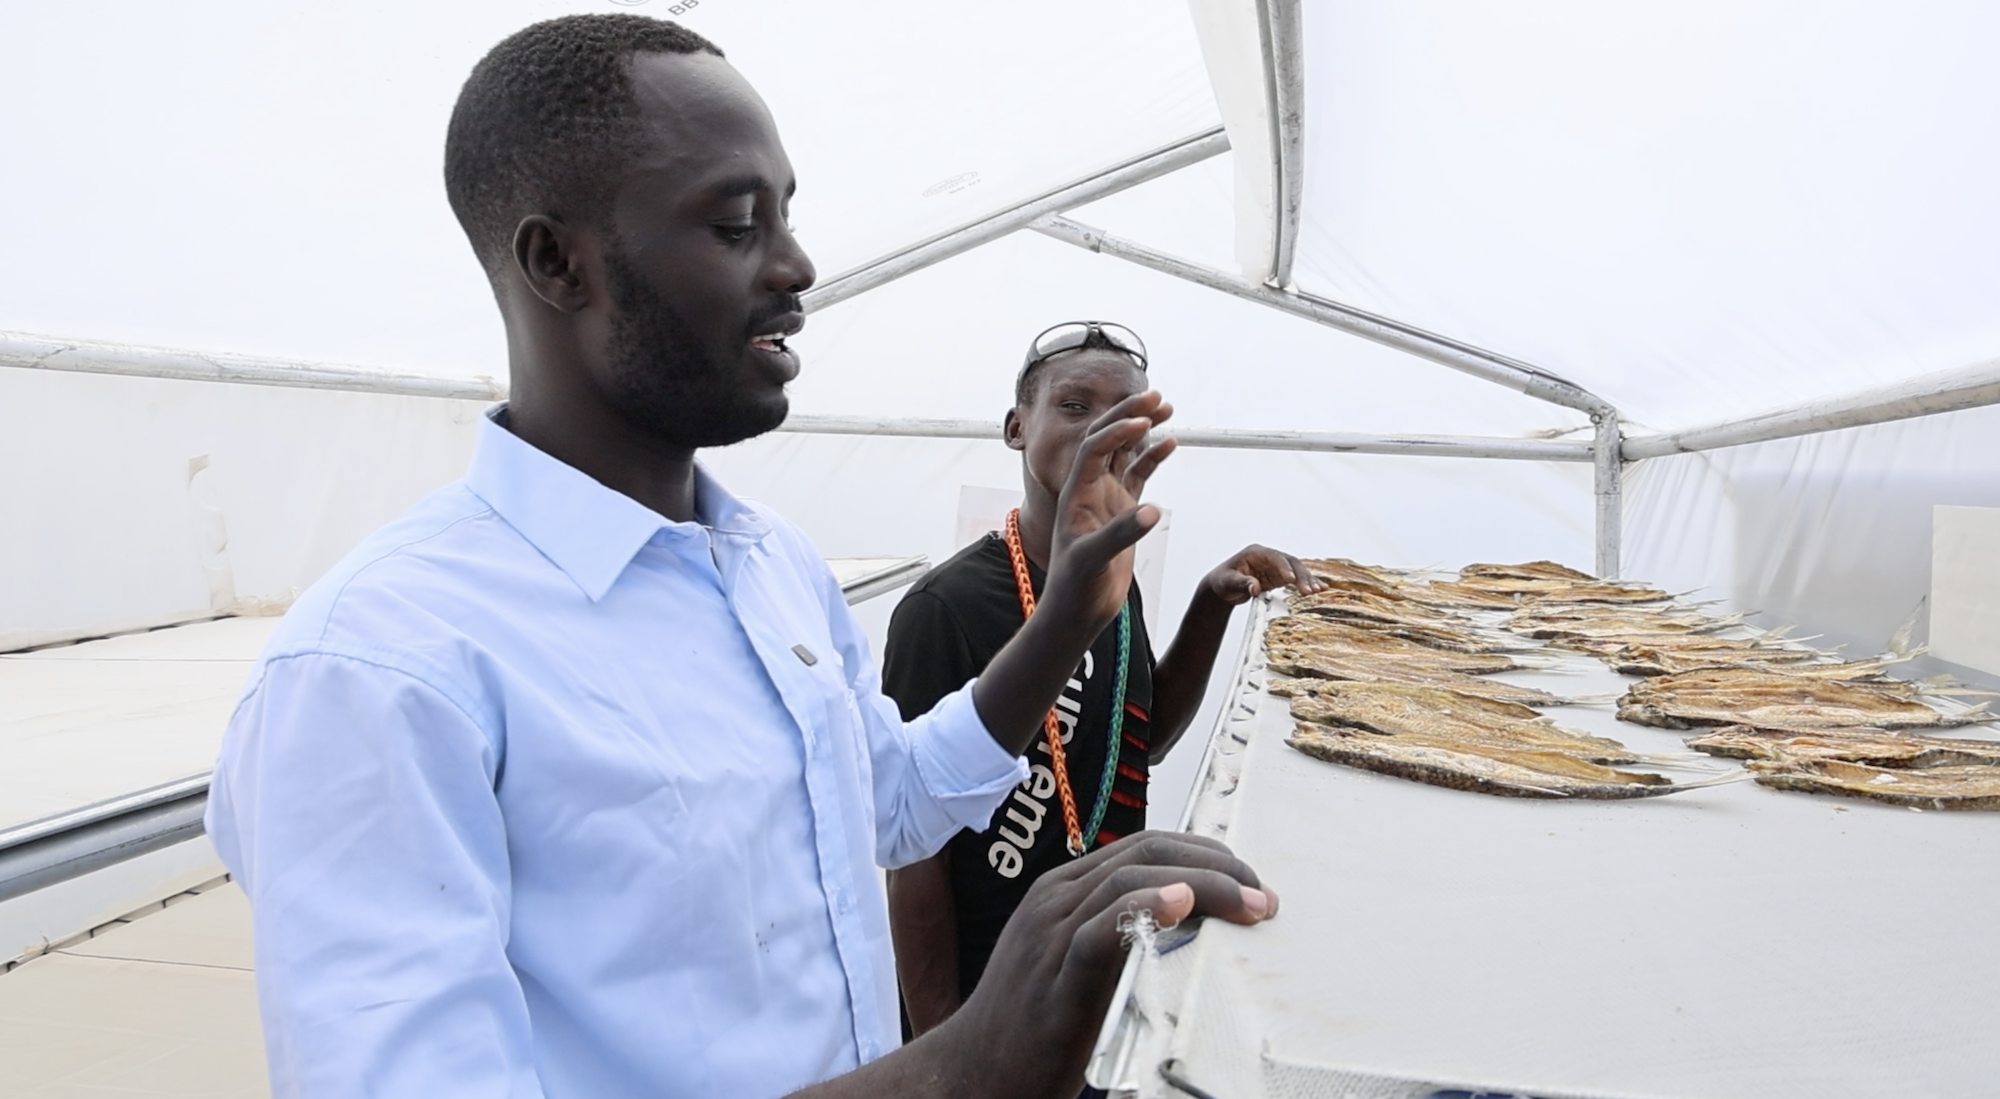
left=205, top=652, right=545, bottom=1099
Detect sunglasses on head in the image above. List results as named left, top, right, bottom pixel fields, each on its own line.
left=1019, top=321, right=1149, bottom=379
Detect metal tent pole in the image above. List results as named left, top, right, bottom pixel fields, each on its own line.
left=1593, top=413, right=1623, bottom=579
left=1620, top=357, right=2000, bottom=460
left=1255, top=0, right=1306, bottom=289
left=800, top=128, right=1230, bottom=313
left=1029, top=216, right=1615, bottom=419
left=783, top=414, right=1593, bottom=462
left=0, top=331, right=506, bottom=402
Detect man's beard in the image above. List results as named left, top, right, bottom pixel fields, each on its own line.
left=602, top=248, right=789, bottom=449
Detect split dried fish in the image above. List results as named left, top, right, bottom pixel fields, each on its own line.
left=1618, top=668, right=1978, bottom=731
left=1520, top=583, right=1675, bottom=605
left=1398, top=580, right=1528, bottom=610
left=1301, top=558, right=1410, bottom=589
left=1745, top=757, right=2000, bottom=811
left=1604, top=642, right=1834, bottom=678
left=1290, top=587, right=1472, bottom=630
left=1267, top=662, right=1568, bottom=708
left=1509, top=609, right=1740, bottom=641
left=1462, top=561, right=1597, bottom=583
left=1686, top=725, right=2000, bottom=768
left=1266, top=617, right=1523, bottom=671
left=1285, top=681, right=1636, bottom=762
left=1555, top=634, right=1795, bottom=660
left=1287, top=725, right=1701, bottom=800
left=1451, top=563, right=1672, bottom=603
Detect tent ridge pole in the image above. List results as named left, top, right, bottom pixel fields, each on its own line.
left=779, top=414, right=1593, bottom=461
left=1620, top=356, right=2000, bottom=460
left=1032, top=215, right=1616, bottom=419
left=800, top=127, right=1229, bottom=314
left=0, top=331, right=507, bottom=402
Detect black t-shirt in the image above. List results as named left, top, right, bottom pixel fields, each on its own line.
left=882, top=533, right=1155, bottom=999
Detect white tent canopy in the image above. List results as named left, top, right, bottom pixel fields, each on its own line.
left=5, top=1, right=1999, bottom=697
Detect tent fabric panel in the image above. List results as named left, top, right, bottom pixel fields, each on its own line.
left=1624, top=403, right=2000, bottom=684
left=0, top=369, right=483, bottom=639
left=0, top=1, right=1218, bottom=379
left=1290, top=1, right=2000, bottom=430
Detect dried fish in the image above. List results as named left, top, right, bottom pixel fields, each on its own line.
left=1617, top=667, right=1978, bottom=731
left=1520, top=583, right=1675, bottom=605
left=1285, top=681, right=1636, bottom=762
left=1265, top=616, right=1524, bottom=668
left=1604, top=643, right=1834, bottom=678
left=1509, top=609, right=1739, bottom=641
left=1745, top=757, right=2000, bottom=811
left=1266, top=661, right=1568, bottom=708
left=1287, top=725, right=1699, bottom=800
left=1272, top=611, right=1520, bottom=655
left=1399, top=580, right=1527, bottom=610
left=1686, top=725, right=2000, bottom=768
left=1452, top=563, right=1672, bottom=604
left=1301, top=558, right=1410, bottom=589
left=1290, top=588, right=1471, bottom=630
left=1461, top=561, right=1598, bottom=583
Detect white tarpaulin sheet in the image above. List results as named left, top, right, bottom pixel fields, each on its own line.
left=1117, top=594, right=2000, bottom=1099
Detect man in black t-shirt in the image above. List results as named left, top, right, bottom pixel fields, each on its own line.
left=882, top=321, right=1323, bottom=1037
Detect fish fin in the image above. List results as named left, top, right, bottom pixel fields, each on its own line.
left=1674, top=769, right=1756, bottom=790
left=1885, top=598, right=1926, bottom=658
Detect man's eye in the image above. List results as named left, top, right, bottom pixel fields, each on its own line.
left=715, top=222, right=755, bottom=243
left=1061, top=401, right=1090, bottom=413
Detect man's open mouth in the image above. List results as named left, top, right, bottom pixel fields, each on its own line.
left=749, top=335, right=788, bottom=353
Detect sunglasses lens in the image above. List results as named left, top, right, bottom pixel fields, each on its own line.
left=1031, top=323, right=1092, bottom=363
left=1022, top=321, right=1148, bottom=376
left=1098, top=324, right=1147, bottom=366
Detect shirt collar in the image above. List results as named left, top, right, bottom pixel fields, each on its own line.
left=465, top=406, right=769, bottom=602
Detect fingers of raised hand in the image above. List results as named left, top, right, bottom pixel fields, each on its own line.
left=1235, top=545, right=1322, bottom=594
left=1063, top=504, right=1161, bottom=571
left=1121, top=434, right=1177, bottom=493
left=1072, top=416, right=1154, bottom=492
left=1285, top=552, right=1325, bottom=594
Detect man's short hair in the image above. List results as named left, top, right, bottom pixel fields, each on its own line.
left=444, top=14, right=723, bottom=275
left=1015, top=328, right=1132, bottom=407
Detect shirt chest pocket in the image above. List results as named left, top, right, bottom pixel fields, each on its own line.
left=802, top=653, right=875, bottom=790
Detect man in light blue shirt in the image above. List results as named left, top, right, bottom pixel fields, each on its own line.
left=206, top=13, right=1275, bottom=1099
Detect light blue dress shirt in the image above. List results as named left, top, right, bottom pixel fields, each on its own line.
left=206, top=409, right=1028, bottom=1099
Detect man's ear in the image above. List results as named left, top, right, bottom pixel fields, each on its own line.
left=1003, top=407, right=1027, bottom=452
left=512, top=214, right=595, bottom=313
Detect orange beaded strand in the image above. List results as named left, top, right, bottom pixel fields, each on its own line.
left=1003, top=508, right=1087, bottom=857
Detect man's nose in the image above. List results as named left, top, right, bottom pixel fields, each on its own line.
left=765, top=224, right=815, bottom=295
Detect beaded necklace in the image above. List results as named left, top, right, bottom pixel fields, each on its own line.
left=1003, top=508, right=1131, bottom=856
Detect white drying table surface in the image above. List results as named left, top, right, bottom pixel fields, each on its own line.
left=0, top=616, right=279, bottom=833
left=1118, top=594, right=2000, bottom=1099
left=0, top=876, right=265, bottom=1097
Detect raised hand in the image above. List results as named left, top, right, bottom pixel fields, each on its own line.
left=1203, top=544, right=1326, bottom=605
left=1039, top=391, right=1177, bottom=624
left=971, top=391, right=1176, bottom=755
